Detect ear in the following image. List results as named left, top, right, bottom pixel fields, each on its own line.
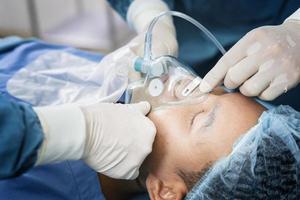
left=145, top=174, right=187, bottom=200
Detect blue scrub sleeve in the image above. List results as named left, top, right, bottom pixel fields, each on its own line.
left=106, top=0, right=174, bottom=19
left=0, top=94, right=43, bottom=179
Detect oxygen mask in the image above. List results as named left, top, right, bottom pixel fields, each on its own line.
left=125, top=11, right=226, bottom=110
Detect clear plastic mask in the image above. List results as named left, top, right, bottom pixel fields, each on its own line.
left=125, top=11, right=226, bottom=110
left=125, top=56, right=208, bottom=110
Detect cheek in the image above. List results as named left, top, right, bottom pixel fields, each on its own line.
left=150, top=123, right=191, bottom=169
left=161, top=126, right=200, bottom=172
left=173, top=138, right=215, bottom=174
left=202, top=108, right=241, bottom=157
left=166, top=131, right=191, bottom=162
left=207, top=106, right=255, bottom=157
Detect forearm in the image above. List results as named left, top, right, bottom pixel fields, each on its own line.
left=0, top=95, right=43, bottom=179
left=33, top=104, right=86, bottom=165
left=0, top=95, right=86, bottom=179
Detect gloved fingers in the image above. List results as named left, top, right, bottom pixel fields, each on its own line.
left=152, top=41, right=170, bottom=58
left=131, top=32, right=178, bottom=58
left=259, top=71, right=298, bottom=101
left=259, top=83, right=287, bottom=101
left=239, top=70, right=272, bottom=97
left=200, top=35, right=250, bottom=93
left=152, top=26, right=178, bottom=57
left=130, top=101, right=152, bottom=115
left=83, top=102, right=156, bottom=179
left=129, top=36, right=144, bottom=57
left=224, top=53, right=263, bottom=89
left=200, top=61, right=229, bottom=93
left=152, top=34, right=178, bottom=58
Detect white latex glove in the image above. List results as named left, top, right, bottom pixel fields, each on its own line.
left=34, top=102, right=156, bottom=180
left=81, top=102, right=156, bottom=179
left=98, top=27, right=178, bottom=82
left=97, top=0, right=177, bottom=82
left=130, top=27, right=178, bottom=59
left=200, top=16, right=300, bottom=100
left=127, top=0, right=178, bottom=57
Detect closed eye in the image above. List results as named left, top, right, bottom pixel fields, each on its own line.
left=189, top=110, right=205, bottom=128
left=191, top=104, right=219, bottom=131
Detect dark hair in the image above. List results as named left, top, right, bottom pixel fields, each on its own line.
left=176, top=163, right=212, bottom=191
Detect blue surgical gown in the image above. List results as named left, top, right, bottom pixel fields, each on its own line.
left=0, top=94, right=43, bottom=179
left=107, top=0, right=300, bottom=110
left=0, top=37, right=44, bottom=179
left=0, top=37, right=106, bottom=200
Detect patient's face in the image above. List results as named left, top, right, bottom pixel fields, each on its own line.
left=144, top=89, right=265, bottom=200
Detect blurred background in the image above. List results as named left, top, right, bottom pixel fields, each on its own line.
left=0, top=0, right=135, bottom=54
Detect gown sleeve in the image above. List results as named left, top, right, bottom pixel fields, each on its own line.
left=0, top=94, right=43, bottom=179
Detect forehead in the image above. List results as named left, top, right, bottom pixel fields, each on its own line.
left=148, top=92, right=261, bottom=150
left=148, top=92, right=264, bottom=174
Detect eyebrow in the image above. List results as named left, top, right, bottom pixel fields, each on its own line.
left=204, top=104, right=219, bottom=127
left=194, top=103, right=220, bottom=131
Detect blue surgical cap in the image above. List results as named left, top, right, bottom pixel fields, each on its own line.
left=185, top=105, right=300, bottom=200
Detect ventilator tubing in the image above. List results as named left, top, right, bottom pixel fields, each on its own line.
left=129, top=11, right=227, bottom=110
left=135, top=11, right=226, bottom=73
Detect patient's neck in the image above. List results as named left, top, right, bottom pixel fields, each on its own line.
left=98, top=174, right=145, bottom=200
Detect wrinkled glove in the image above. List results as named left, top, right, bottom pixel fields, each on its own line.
left=97, top=0, right=178, bottom=82
left=100, top=0, right=178, bottom=81
left=127, top=0, right=178, bottom=58
left=34, top=102, right=156, bottom=180
left=81, top=102, right=156, bottom=179
left=130, top=27, right=178, bottom=59
left=98, top=27, right=178, bottom=82
left=200, top=17, right=300, bottom=100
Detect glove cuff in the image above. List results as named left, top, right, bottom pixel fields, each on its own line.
left=34, top=104, right=86, bottom=165
left=285, top=8, right=300, bottom=24
left=127, top=0, right=175, bottom=33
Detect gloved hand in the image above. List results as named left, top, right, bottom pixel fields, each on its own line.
left=97, top=26, right=178, bottom=82
left=81, top=102, right=156, bottom=179
left=130, top=26, right=178, bottom=59
left=34, top=102, right=156, bottom=180
left=127, top=0, right=178, bottom=59
left=200, top=21, right=300, bottom=100
left=97, top=0, right=177, bottom=82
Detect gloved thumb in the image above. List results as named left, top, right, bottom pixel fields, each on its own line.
left=130, top=101, right=151, bottom=115
left=200, top=56, right=233, bottom=93
left=199, top=79, right=214, bottom=93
